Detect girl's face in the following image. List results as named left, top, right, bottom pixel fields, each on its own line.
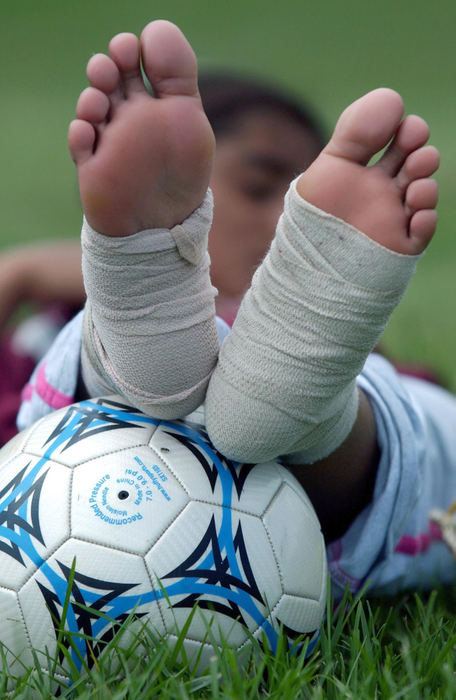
left=208, top=109, right=322, bottom=325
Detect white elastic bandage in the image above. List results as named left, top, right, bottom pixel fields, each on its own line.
left=206, top=178, right=421, bottom=464
left=81, top=190, right=219, bottom=418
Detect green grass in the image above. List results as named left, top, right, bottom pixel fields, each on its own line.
left=1, top=0, right=455, bottom=385
left=3, top=584, right=456, bottom=698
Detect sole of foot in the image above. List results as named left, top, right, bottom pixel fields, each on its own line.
left=297, top=88, right=439, bottom=255
left=68, top=20, right=215, bottom=236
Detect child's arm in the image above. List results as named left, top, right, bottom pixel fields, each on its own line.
left=324, top=356, right=456, bottom=598
left=287, top=389, right=379, bottom=542
left=0, top=241, right=84, bottom=331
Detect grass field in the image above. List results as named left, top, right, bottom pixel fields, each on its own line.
left=1, top=1, right=456, bottom=696
left=1, top=0, right=455, bottom=384
left=4, top=586, right=456, bottom=697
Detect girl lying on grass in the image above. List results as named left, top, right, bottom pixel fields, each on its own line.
left=19, top=20, right=455, bottom=605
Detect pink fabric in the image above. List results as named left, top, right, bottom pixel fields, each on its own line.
left=1, top=304, right=80, bottom=446
left=395, top=521, right=442, bottom=555
left=0, top=334, right=35, bottom=445
left=327, top=539, right=362, bottom=590
left=22, top=362, right=74, bottom=411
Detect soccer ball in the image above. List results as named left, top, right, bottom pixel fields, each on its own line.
left=0, top=396, right=326, bottom=679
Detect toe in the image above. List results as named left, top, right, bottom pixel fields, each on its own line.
left=68, top=119, right=96, bottom=164
left=86, top=53, right=123, bottom=110
left=409, top=209, right=438, bottom=251
left=326, top=88, right=404, bottom=165
left=375, top=115, right=430, bottom=176
left=109, top=33, right=145, bottom=97
left=140, top=20, right=199, bottom=99
left=76, top=87, right=110, bottom=124
left=406, top=178, right=439, bottom=214
left=395, top=145, right=440, bottom=192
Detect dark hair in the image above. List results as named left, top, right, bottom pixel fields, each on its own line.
left=198, top=72, right=326, bottom=151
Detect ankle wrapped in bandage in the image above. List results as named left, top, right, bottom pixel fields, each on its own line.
left=206, top=178, right=421, bottom=464
left=81, top=190, right=219, bottom=418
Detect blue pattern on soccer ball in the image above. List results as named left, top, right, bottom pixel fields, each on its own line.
left=0, top=398, right=319, bottom=672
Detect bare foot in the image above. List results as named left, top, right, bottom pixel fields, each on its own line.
left=68, top=20, right=215, bottom=236
left=297, top=88, right=439, bottom=255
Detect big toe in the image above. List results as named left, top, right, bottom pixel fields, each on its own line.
left=327, top=88, right=405, bottom=165
left=140, top=20, right=199, bottom=99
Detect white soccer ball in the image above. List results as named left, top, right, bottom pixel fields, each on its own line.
left=0, top=396, right=326, bottom=679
